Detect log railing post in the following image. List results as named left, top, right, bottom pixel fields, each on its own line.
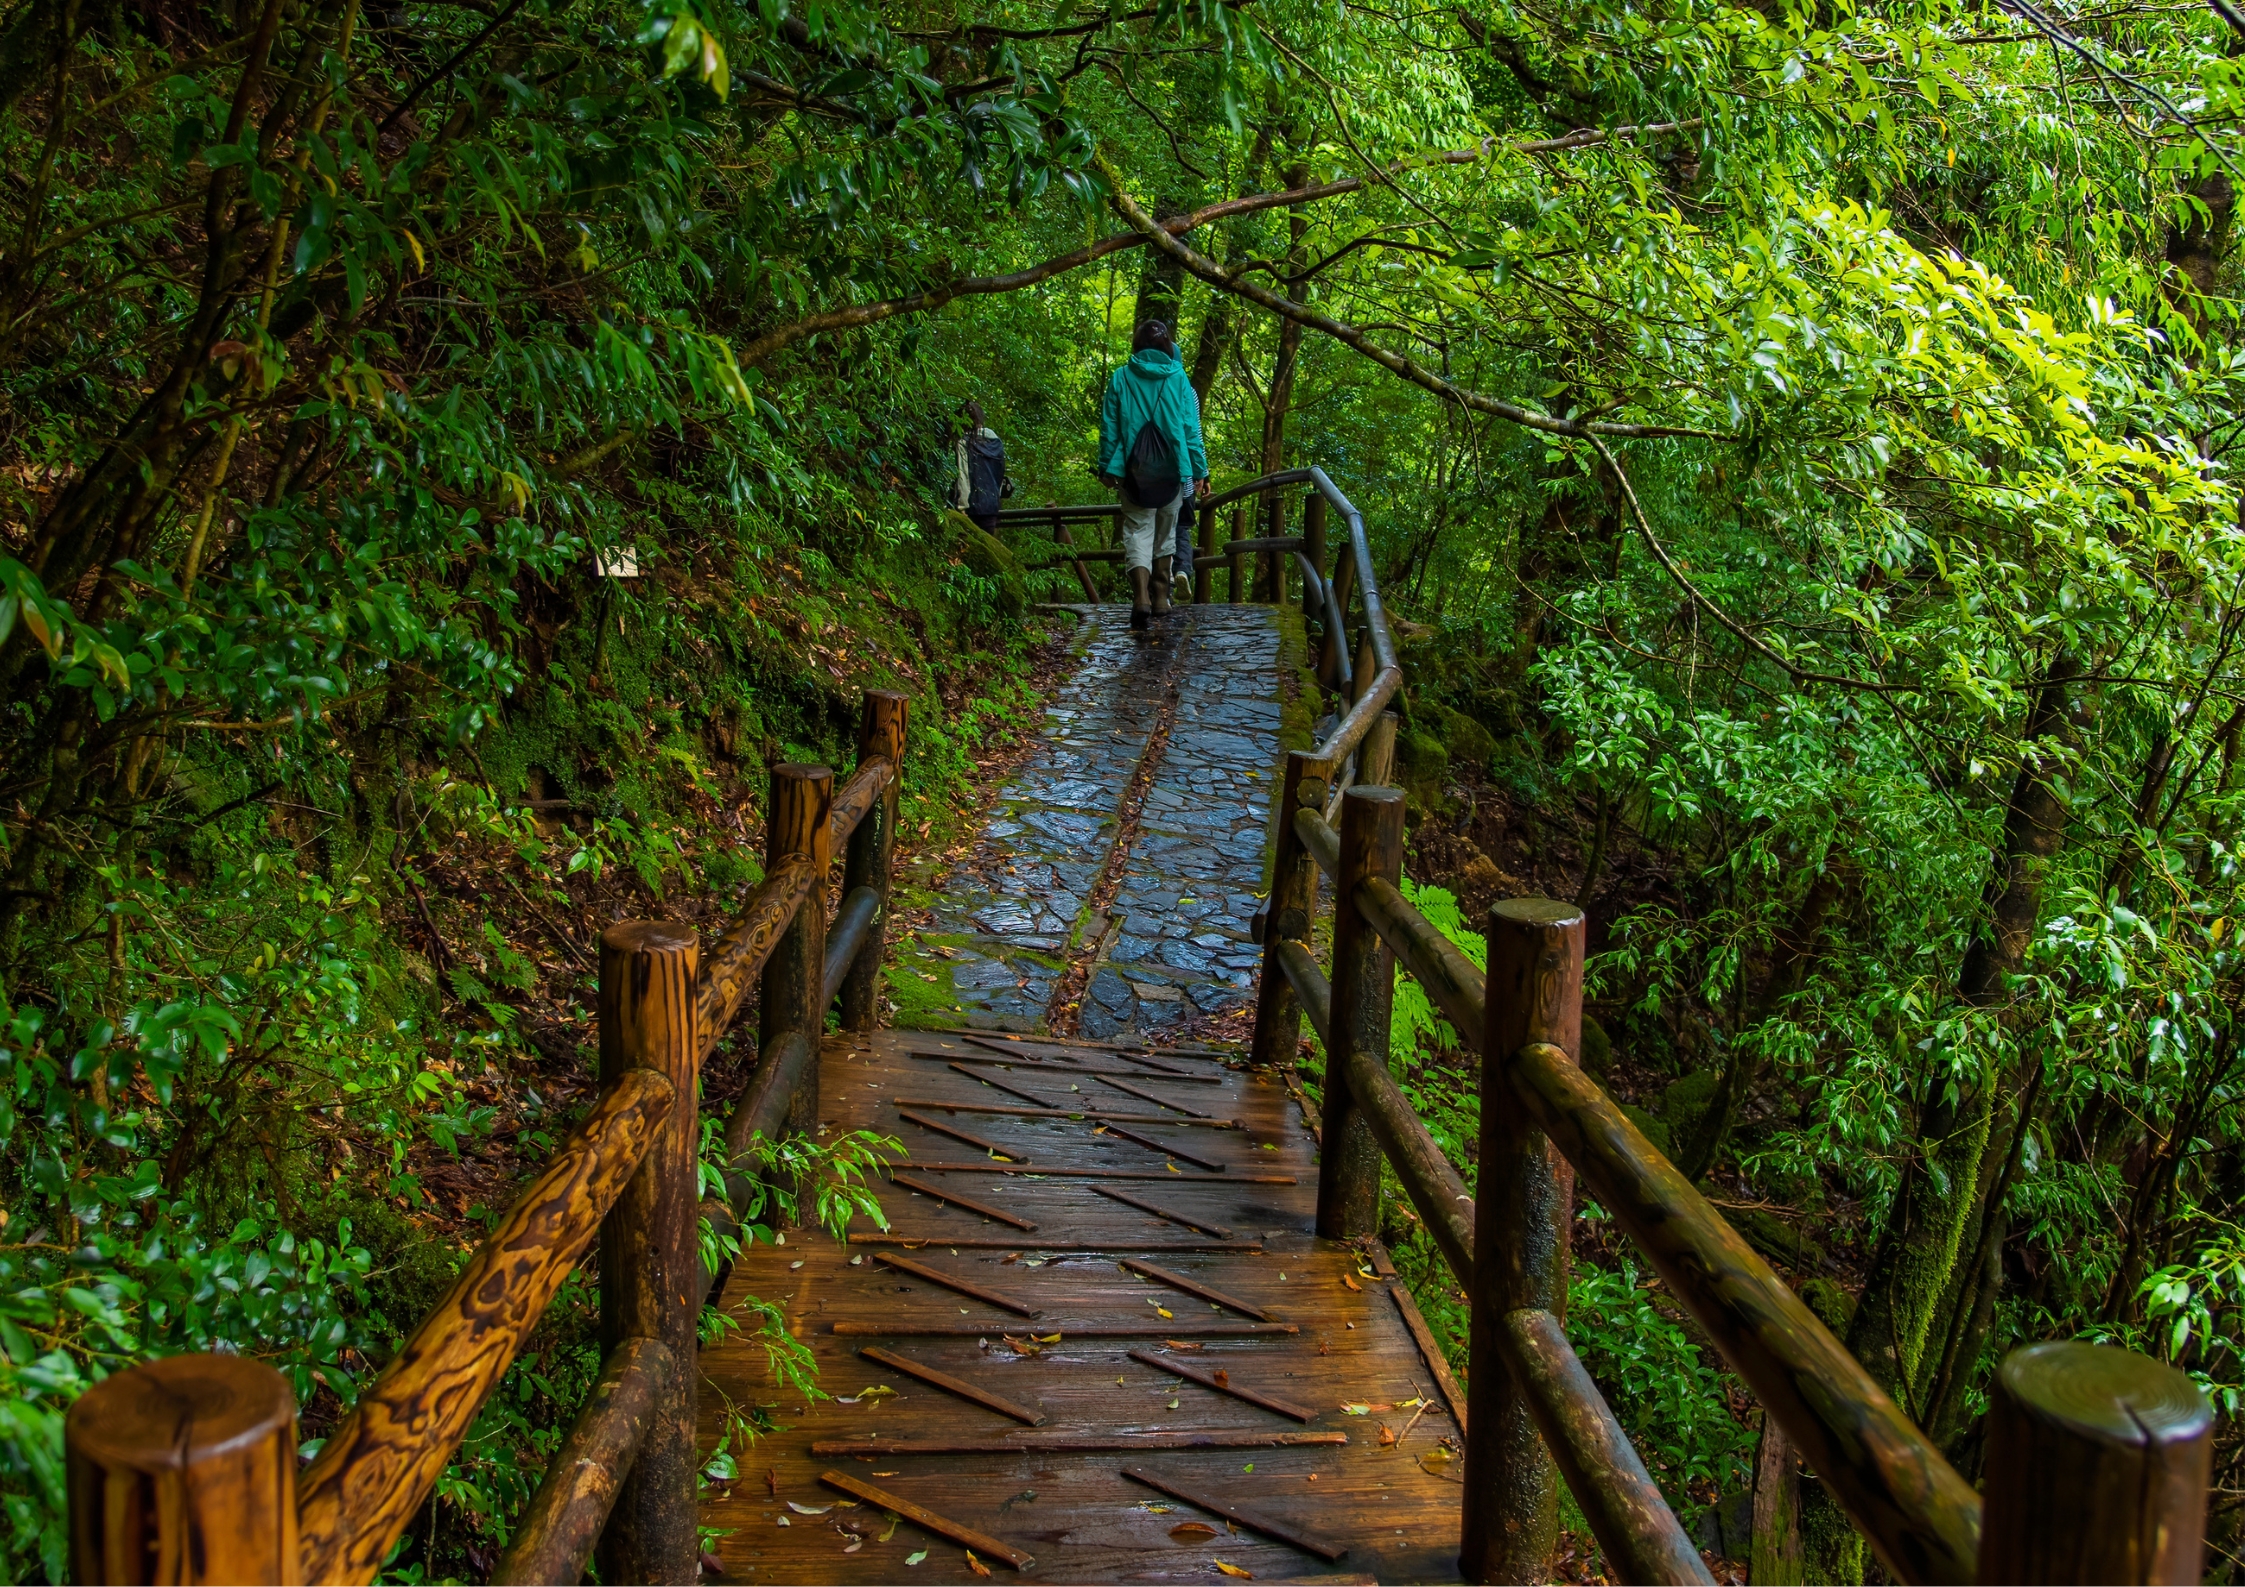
left=1250, top=750, right=1328, bottom=1068
left=762, top=764, right=833, bottom=1144
left=1229, top=504, right=1247, bottom=604
left=1363, top=708, right=1400, bottom=788
left=1051, top=510, right=1099, bottom=604
left=840, top=693, right=908, bottom=1032
left=1259, top=492, right=1286, bottom=603
left=596, top=921, right=701, bottom=1587
left=1194, top=500, right=1215, bottom=604
left=1978, top=1340, right=2211, bottom=1584
left=66, top=1355, right=300, bottom=1585
left=1317, top=785, right=1404, bottom=1237
left=1463, top=898, right=1583, bottom=1584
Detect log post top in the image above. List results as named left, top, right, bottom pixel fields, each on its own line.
left=1999, top=1340, right=2211, bottom=1449
left=601, top=920, right=698, bottom=960
left=68, top=1353, right=295, bottom=1470
left=1491, top=897, right=1585, bottom=932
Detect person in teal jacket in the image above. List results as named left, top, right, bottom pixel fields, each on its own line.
left=1098, top=319, right=1208, bottom=629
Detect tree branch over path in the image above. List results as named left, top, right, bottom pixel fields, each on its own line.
left=735, top=118, right=1702, bottom=368
left=1098, top=151, right=1728, bottom=442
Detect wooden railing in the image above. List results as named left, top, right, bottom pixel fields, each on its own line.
left=1219, top=470, right=2217, bottom=1584
left=62, top=690, right=909, bottom=1586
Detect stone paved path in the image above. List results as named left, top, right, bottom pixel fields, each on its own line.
left=897, top=604, right=1286, bottom=1037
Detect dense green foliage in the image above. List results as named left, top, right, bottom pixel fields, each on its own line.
left=7, top=0, right=2245, bottom=1571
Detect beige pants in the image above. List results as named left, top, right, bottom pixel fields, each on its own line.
left=1116, top=486, right=1185, bottom=573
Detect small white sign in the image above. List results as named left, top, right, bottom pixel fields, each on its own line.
left=596, top=546, right=640, bottom=578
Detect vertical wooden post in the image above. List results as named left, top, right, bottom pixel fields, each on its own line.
left=1194, top=501, right=1216, bottom=605
left=1363, top=709, right=1400, bottom=789
left=1229, top=504, right=1247, bottom=604
left=1302, top=491, right=1327, bottom=624
left=1250, top=750, right=1327, bottom=1068
left=1978, top=1340, right=2211, bottom=1584
left=762, top=764, right=832, bottom=1143
left=596, top=921, right=701, bottom=1587
left=841, top=694, right=908, bottom=1031
left=1051, top=514, right=1100, bottom=604
left=1354, top=630, right=1377, bottom=702
left=66, top=1355, right=299, bottom=1585
left=1318, top=786, right=1404, bottom=1238
left=1319, top=552, right=1355, bottom=693
left=1259, top=493, right=1286, bottom=603
left=1463, top=898, right=1583, bottom=1585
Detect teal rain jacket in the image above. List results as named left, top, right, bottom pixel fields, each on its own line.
left=1098, top=349, right=1209, bottom=485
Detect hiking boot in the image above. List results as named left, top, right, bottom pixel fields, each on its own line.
left=1151, top=557, right=1174, bottom=616
left=1129, top=566, right=1152, bottom=632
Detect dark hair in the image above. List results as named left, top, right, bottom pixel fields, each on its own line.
left=963, top=399, right=985, bottom=430
left=1132, top=318, right=1177, bottom=358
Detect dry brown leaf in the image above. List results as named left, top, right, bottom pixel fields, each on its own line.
left=1170, top=1522, right=1220, bottom=1541
left=1340, top=1272, right=1361, bottom=1292
left=1164, top=1339, right=1204, bottom=1351
left=1377, top=1422, right=1398, bottom=1447
left=1212, top=1369, right=1230, bottom=1388
left=1001, top=1251, right=1022, bottom=1264
left=966, top=1549, right=993, bottom=1577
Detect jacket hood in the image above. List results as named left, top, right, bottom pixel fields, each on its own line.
left=1126, top=349, right=1180, bottom=379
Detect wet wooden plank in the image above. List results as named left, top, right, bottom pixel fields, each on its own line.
left=1095, top=1122, right=1228, bottom=1172
left=818, top=1470, right=1037, bottom=1570
left=899, top=1093, right=1245, bottom=1129
left=885, top=1171, right=1039, bottom=1232
left=897, top=1161, right=1295, bottom=1184
left=1129, top=1349, right=1318, bottom=1423
left=895, top=1106, right=1028, bottom=1160
left=874, top=1252, right=1044, bottom=1317
left=858, top=1346, right=1047, bottom=1426
left=1090, top=1074, right=1219, bottom=1115
left=701, top=1028, right=1463, bottom=1585
left=1121, top=1465, right=1350, bottom=1561
left=1119, top=1259, right=1275, bottom=1321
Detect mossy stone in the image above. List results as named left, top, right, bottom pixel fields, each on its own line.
left=1799, top=1276, right=1857, bottom=1335
left=1579, top=1013, right=1614, bottom=1081
left=1621, top=1103, right=1671, bottom=1157
left=1730, top=1206, right=1830, bottom=1273
left=945, top=511, right=1029, bottom=615
left=1659, top=1069, right=1718, bottom=1148
left=1433, top=704, right=1496, bottom=772
left=1397, top=729, right=1449, bottom=806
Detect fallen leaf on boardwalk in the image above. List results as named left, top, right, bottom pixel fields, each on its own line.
left=700, top=1548, right=725, bottom=1575
left=850, top=1254, right=863, bottom=1265
left=1157, top=1306, right=1173, bottom=1318
left=839, top=1385, right=897, bottom=1404
left=966, top=1548, right=993, bottom=1577
left=1167, top=1397, right=1180, bottom=1410
left=787, top=1502, right=833, bottom=1515
left=1036, top=1332, right=1061, bottom=1342
left=1002, top=1335, right=1042, bottom=1356
left=1215, top=1561, right=1254, bottom=1578
left=1001, top=1252, right=1021, bottom=1264
left=775, top=1517, right=791, bottom=1527
left=1166, top=1161, right=1180, bottom=1172
left=906, top=1550, right=929, bottom=1566
left=1170, top=1522, right=1219, bottom=1540
left=1340, top=1272, right=1360, bottom=1292
left=1419, top=1446, right=1456, bottom=1475
left=1341, top=1403, right=1371, bottom=1415
left=1212, top=1368, right=1229, bottom=1387
left=879, top=1511, right=901, bottom=1542
left=874, top=1471, right=899, bottom=1477
left=843, top=1540, right=864, bottom=1554
left=790, top=1259, right=805, bottom=1269
left=1164, top=1339, right=1204, bottom=1350
left=765, top=1468, right=779, bottom=1497
left=1377, top=1423, right=1397, bottom=1447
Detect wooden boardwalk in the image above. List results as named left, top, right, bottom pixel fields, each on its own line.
left=700, top=1028, right=1468, bottom=1583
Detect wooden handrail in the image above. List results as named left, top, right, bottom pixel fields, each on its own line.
left=295, top=1066, right=678, bottom=1584
left=830, top=755, right=894, bottom=849
left=822, top=884, right=881, bottom=1008
left=1499, top=1308, right=1712, bottom=1586
left=491, top=1337, right=675, bottom=1585
left=1508, top=1039, right=1984, bottom=1584
left=697, top=858, right=818, bottom=1055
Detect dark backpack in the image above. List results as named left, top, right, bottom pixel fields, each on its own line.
left=964, top=433, right=1007, bottom=515
left=1122, top=420, right=1180, bottom=508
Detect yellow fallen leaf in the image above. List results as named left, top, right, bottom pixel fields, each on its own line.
left=1170, top=1521, right=1219, bottom=1540
left=1420, top=1446, right=1456, bottom=1475
left=1340, top=1272, right=1361, bottom=1292
left=1216, top=1562, right=1255, bottom=1579
left=1157, top=1306, right=1173, bottom=1318
left=966, top=1548, right=993, bottom=1577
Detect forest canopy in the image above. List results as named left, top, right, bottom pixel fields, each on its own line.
left=4, top=0, right=2245, bottom=1573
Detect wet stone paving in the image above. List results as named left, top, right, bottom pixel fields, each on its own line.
left=903, top=603, right=1285, bottom=1037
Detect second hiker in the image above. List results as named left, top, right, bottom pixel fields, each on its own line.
left=1097, top=319, right=1208, bottom=631
left=954, top=400, right=1010, bottom=531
